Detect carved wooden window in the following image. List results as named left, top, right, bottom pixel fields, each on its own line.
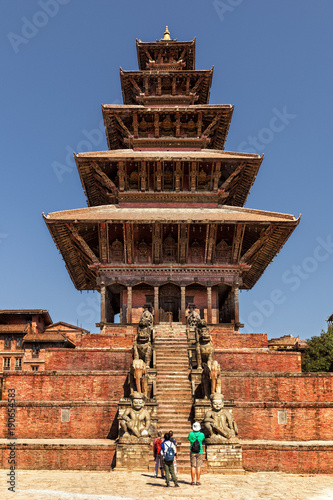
left=163, top=235, right=177, bottom=262
left=110, top=239, right=124, bottom=263
left=138, top=240, right=149, bottom=263
left=198, top=169, right=208, bottom=190
left=16, top=337, right=23, bottom=349
left=190, top=240, right=202, bottom=263
left=215, top=239, right=232, bottom=263
left=164, top=168, right=173, bottom=190
left=31, top=365, right=39, bottom=372
left=129, top=171, right=139, bottom=190
left=4, top=337, right=11, bottom=349
left=15, top=358, right=22, bottom=371
left=3, top=358, right=10, bottom=370
left=32, top=344, right=40, bottom=358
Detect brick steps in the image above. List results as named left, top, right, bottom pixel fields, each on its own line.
left=153, top=321, right=203, bottom=472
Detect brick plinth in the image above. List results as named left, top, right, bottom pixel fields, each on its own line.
left=206, top=442, right=244, bottom=473
left=116, top=441, right=151, bottom=471
left=215, top=351, right=301, bottom=373
left=45, top=349, right=132, bottom=371
left=0, top=440, right=116, bottom=471
left=242, top=441, right=333, bottom=474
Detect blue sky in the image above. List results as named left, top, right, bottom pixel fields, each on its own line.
left=1, top=0, right=333, bottom=340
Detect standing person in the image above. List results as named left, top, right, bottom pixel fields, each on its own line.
left=188, top=422, right=205, bottom=486
left=153, top=431, right=164, bottom=478
left=169, top=430, right=177, bottom=477
left=160, top=432, right=179, bottom=488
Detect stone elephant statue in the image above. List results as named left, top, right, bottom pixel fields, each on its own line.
left=130, top=359, right=148, bottom=397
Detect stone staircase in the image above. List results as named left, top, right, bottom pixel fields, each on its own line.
left=150, top=322, right=195, bottom=473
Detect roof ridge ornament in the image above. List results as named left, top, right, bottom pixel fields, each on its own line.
left=162, top=26, right=171, bottom=41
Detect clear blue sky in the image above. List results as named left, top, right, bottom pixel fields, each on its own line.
left=1, top=0, right=333, bottom=340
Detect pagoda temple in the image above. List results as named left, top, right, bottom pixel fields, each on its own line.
left=44, top=27, right=299, bottom=330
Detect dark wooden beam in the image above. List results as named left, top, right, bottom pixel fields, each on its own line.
left=66, top=223, right=99, bottom=265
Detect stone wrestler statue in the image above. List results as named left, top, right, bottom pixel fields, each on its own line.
left=119, top=391, right=151, bottom=438
left=204, top=393, right=238, bottom=441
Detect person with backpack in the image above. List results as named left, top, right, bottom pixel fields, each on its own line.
left=153, top=430, right=164, bottom=478
left=168, top=430, right=178, bottom=476
left=160, top=432, right=179, bottom=488
left=188, top=422, right=205, bottom=485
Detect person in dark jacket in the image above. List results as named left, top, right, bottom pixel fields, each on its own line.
left=160, top=432, right=179, bottom=488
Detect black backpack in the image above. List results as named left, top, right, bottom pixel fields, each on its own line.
left=191, top=437, right=201, bottom=453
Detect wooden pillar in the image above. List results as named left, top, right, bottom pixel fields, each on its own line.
left=127, top=286, right=132, bottom=324
left=180, top=286, right=186, bottom=324
left=154, top=286, right=159, bottom=323
left=100, top=283, right=106, bottom=324
left=234, top=284, right=239, bottom=330
left=207, top=286, right=212, bottom=324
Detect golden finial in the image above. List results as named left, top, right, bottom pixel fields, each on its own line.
left=163, top=26, right=171, bottom=41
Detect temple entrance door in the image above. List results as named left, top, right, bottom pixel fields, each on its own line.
left=159, top=283, right=180, bottom=322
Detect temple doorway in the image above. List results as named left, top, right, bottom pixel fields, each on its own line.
left=159, top=283, right=180, bottom=322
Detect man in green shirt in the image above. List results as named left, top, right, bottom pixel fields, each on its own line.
left=188, top=422, right=205, bottom=485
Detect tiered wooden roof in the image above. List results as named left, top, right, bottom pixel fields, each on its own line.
left=136, top=37, right=196, bottom=71
left=43, top=206, right=299, bottom=291
left=102, top=104, right=234, bottom=150
left=120, top=69, right=213, bottom=105
left=44, top=30, right=300, bottom=300
left=75, top=149, right=263, bottom=208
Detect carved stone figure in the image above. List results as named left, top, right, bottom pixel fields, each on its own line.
left=187, top=304, right=201, bottom=328
left=133, top=306, right=153, bottom=366
left=204, top=393, right=238, bottom=442
left=130, top=359, right=148, bottom=397
left=196, top=319, right=214, bottom=368
left=202, top=359, right=221, bottom=398
left=119, top=391, right=151, bottom=439
left=139, top=305, right=153, bottom=330
left=196, top=320, right=221, bottom=398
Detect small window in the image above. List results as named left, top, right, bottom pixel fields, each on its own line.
left=3, top=358, right=10, bottom=370
left=31, top=366, right=39, bottom=372
left=32, top=345, right=40, bottom=358
left=15, top=358, right=22, bottom=371
left=61, top=409, right=70, bottom=422
left=278, top=410, right=287, bottom=425
left=16, top=337, right=23, bottom=349
left=4, top=338, right=11, bottom=349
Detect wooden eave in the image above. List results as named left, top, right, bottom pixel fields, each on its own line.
left=102, top=104, right=234, bottom=151
left=43, top=206, right=299, bottom=290
left=136, top=38, right=196, bottom=71
left=75, top=150, right=263, bottom=208
left=120, top=68, right=213, bottom=105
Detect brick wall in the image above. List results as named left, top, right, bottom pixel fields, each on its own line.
left=215, top=351, right=301, bottom=373
left=2, top=371, right=128, bottom=401
left=211, top=333, right=268, bottom=349
left=220, top=372, right=333, bottom=402
left=79, top=327, right=135, bottom=349
left=0, top=402, right=119, bottom=439
left=233, top=403, right=333, bottom=441
left=45, top=349, right=132, bottom=371
left=0, top=442, right=116, bottom=470
left=242, top=443, right=333, bottom=473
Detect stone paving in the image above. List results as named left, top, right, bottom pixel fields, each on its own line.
left=1, top=469, right=333, bottom=500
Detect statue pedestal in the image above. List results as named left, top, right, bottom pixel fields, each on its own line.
left=116, top=437, right=151, bottom=471
left=205, top=441, right=244, bottom=473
